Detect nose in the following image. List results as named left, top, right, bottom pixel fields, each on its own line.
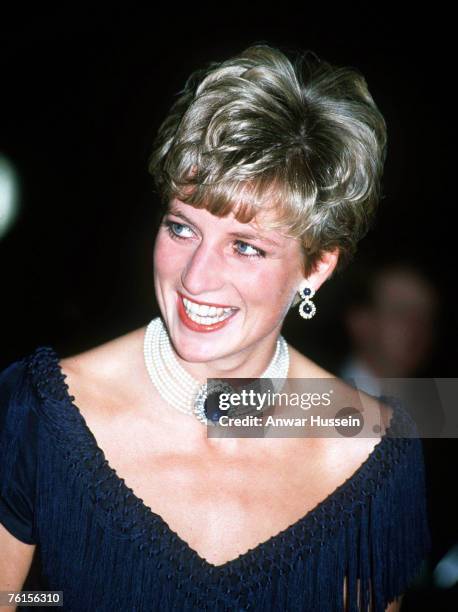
left=181, top=239, right=226, bottom=297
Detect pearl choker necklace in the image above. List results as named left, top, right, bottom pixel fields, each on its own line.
left=143, top=316, right=290, bottom=425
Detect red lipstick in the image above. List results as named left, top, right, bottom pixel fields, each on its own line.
left=177, top=291, right=237, bottom=309
left=177, top=293, right=238, bottom=333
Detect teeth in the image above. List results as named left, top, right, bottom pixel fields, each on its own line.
left=188, top=311, right=233, bottom=324
left=182, top=296, right=236, bottom=325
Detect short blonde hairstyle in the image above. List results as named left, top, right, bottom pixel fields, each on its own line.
left=148, top=44, right=387, bottom=290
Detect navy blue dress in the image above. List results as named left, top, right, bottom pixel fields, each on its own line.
left=0, top=346, right=431, bottom=611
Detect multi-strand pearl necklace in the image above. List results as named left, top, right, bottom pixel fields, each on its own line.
left=143, top=316, right=290, bottom=425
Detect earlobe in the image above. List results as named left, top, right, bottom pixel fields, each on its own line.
left=294, top=249, right=339, bottom=315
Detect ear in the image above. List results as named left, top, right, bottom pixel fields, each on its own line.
left=298, top=248, right=339, bottom=295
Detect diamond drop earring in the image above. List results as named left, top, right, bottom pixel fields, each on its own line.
left=298, top=285, right=316, bottom=319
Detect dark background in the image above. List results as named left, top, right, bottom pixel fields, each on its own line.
left=1, top=6, right=456, bottom=609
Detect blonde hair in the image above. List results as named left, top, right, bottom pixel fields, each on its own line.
left=148, top=44, right=387, bottom=295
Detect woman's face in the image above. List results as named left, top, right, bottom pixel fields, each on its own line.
left=153, top=197, right=305, bottom=365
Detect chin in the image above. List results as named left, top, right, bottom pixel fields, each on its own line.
left=170, top=335, right=229, bottom=365
left=164, top=315, right=222, bottom=361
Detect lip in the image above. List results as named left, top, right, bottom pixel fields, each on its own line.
left=177, top=291, right=238, bottom=309
left=176, top=293, right=238, bottom=333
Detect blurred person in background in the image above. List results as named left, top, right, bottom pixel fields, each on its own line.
left=341, top=261, right=458, bottom=610
left=340, top=261, right=440, bottom=395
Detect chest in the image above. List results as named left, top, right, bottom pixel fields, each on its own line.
left=80, top=411, right=373, bottom=567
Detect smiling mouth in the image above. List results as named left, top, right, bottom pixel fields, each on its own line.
left=179, top=293, right=238, bottom=325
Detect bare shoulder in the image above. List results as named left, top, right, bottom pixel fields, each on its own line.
left=286, top=342, right=394, bottom=463
left=60, top=326, right=145, bottom=377
left=59, top=325, right=147, bottom=417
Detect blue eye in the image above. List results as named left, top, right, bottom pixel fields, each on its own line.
left=163, top=219, right=266, bottom=259
left=234, top=241, right=266, bottom=258
left=164, top=220, right=194, bottom=239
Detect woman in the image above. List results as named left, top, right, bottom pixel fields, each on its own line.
left=0, top=44, right=430, bottom=611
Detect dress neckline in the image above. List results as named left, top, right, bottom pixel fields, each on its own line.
left=27, top=345, right=409, bottom=578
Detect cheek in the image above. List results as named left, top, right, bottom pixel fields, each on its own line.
left=153, top=236, right=168, bottom=275
left=238, top=265, right=294, bottom=309
left=153, top=232, right=184, bottom=278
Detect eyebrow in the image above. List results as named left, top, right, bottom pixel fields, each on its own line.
left=166, top=207, right=282, bottom=248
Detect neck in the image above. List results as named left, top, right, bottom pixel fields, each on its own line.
left=143, top=318, right=288, bottom=435
left=172, top=327, right=282, bottom=383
